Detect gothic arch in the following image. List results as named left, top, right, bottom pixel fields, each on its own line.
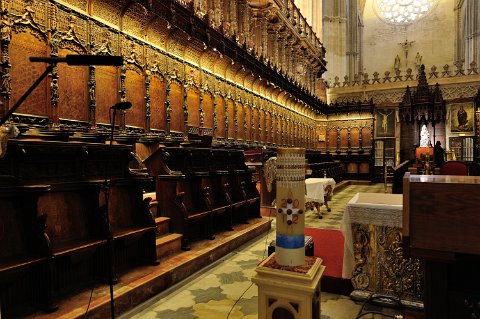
left=90, top=0, right=124, bottom=28
left=145, top=16, right=171, bottom=50
left=120, top=1, right=150, bottom=38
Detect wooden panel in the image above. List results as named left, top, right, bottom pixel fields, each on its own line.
left=187, top=88, right=200, bottom=127
left=362, top=127, right=372, bottom=147
left=266, top=112, right=271, bottom=143
left=260, top=110, right=266, bottom=143
left=10, top=32, right=48, bottom=116
left=340, top=129, right=349, bottom=148
left=350, top=128, right=360, bottom=148
left=0, top=199, right=26, bottom=259
left=236, top=104, right=244, bottom=141
left=245, top=106, right=252, bottom=141
left=107, top=186, right=142, bottom=231
left=125, top=70, right=145, bottom=128
left=203, top=93, right=213, bottom=129
left=346, top=162, right=358, bottom=173
left=169, top=82, right=184, bottom=133
left=150, top=76, right=166, bottom=131
left=96, top=66, right=118, bottom=125
left=38, top=191, right=97, bottom=247
left=359, top=162, right=370, bottom=174
left=58, top=48, right=88, bottom=121
left=328, top=129, right=337, bottom=148
left=215, top=96, right=225, bottom=138
left=253, top=108, right=259, bottom=141
left=227, top=99, right=234, bottom=139
left=406, top=175, right=480, bottom=256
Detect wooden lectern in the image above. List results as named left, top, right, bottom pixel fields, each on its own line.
left=403, top=173, right=480, bottom=319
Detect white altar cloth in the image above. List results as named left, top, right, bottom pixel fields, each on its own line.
left=305, top=178, right=336, bottom=204
left=340, top=192, right=403, bottom=279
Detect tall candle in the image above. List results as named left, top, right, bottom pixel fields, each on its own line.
left=275, top=148, right=305, bottom=266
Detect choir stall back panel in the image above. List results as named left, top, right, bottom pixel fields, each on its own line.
left=403, top=173, right=480, bottom=319
left=150, top=147, right=260, bottom=250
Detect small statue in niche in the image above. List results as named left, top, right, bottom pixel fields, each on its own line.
left=1, top=15, right=13, bottom=42
left=420, top=124, right=430, bottom=147
left=415, top=52, right=422, bottom=69
left=394, top=54, right=401, bottom=70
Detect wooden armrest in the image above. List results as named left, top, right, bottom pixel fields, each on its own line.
left=112, top=226, right=155, bottom=239
left=52, top=238, right=106, bottom=257
left=0, top=256, right=49, bottom=275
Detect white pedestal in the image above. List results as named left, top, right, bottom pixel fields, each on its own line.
left=252, top=253, right=325, bottom=319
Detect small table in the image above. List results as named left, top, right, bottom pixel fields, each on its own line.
left=305, top=178, right=336, bottom=218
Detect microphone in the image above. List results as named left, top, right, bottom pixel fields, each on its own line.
left=111, top=102, right=132, bottom=110
left=29, top=55, right=123, bottom=66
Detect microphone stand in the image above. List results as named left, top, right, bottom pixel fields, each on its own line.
left=103, top=106, right=118, bottom=319
left=0, top=64, right=54, bottom=126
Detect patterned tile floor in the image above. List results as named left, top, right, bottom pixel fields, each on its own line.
left=120, top=183, right=391, bottom=319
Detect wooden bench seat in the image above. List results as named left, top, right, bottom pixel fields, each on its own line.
left=148, top=147, right=261, bottom=250
left=0, top=140, right=159, bottom=318
left=174, top=190, right=214, bottom=250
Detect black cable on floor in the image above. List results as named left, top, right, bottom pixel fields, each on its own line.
left=82, top=285, right=95, bottom=319
left=226, top=209, right=273, bottom=319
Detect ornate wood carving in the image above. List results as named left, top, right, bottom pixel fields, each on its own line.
left=351, top=223, right=423, bottom=304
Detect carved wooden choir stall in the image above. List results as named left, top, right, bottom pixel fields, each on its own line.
left=0, top=140, right=157, bottom=317
left=144, top=147, right=260, bottom=250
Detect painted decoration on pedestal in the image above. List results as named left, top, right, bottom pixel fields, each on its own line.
left=275, top=147, right=305, bottom=266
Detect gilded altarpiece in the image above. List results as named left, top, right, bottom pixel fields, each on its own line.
left=1, top=0, right=323, bottom=149
left=351, top=223, right=423, bottom=307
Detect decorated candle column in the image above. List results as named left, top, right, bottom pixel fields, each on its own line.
left=275, top=147, right=305, bottom=266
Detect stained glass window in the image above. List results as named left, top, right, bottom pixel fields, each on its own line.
left=375, top=0, right=435, bottom=24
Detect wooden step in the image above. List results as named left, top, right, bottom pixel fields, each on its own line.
left=156, top=233, right=183, bottom=259
left=26, top=218, right=272, bottom=319
left=155, top=217, right=170, bottom=236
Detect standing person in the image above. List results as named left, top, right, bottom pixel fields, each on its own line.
left=434, top=141, right=445, bottom=167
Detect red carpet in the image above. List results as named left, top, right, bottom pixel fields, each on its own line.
left=305, top=227, right=344, bottom=278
